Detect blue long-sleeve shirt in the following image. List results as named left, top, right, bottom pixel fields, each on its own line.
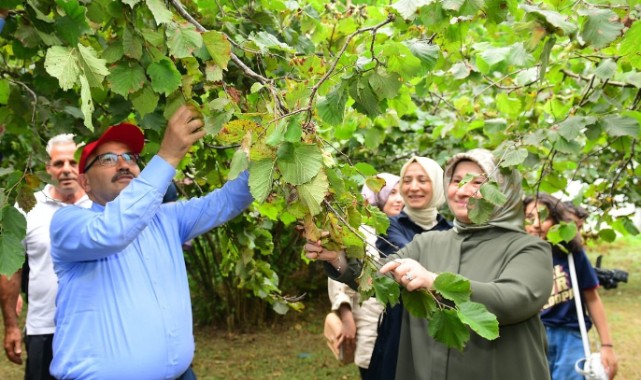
left=49, top=155, right=253, bottom=380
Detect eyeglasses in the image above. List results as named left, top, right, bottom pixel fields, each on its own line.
left=84, top=152, right=140, bottom=172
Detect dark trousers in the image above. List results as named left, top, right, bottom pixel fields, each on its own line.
left=24, top=334, right=56, bottom=380
left=176, top=367, right=197, bottom=380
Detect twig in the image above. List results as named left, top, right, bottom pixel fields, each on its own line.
left=305, top=13, right=396, bottom=123
left=609, top=139, right=636, bottom=205
left=561, top=69, right=635, bottom=88
left=169, top=0, right=289, bottom=115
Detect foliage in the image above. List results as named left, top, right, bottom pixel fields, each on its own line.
left=1, top=0, right=640, bottom=346
left=372, top=272, right=499, bottom=350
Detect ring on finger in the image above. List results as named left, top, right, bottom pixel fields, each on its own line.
left=405, top=273, right=414, bottom=281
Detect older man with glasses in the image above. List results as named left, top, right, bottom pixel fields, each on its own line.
left=48, top=105, right=253, bottom=380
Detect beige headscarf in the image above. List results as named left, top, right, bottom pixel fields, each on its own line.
left=399, top=156, right=445, bottom=230
left=443, top=148, right=524, bottom=233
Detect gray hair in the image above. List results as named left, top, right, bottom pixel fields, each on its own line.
left=46, top=134, right=76, bottom=156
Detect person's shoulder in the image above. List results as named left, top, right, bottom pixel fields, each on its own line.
left=389, top=211, right=407, bottom=223
left=434, top=214, right=453, bottom=230
left=503, top=230, right=551, bottom=254
left=387, top=212, right=409, bottom=229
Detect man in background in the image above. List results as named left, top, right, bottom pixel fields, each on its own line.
left=0, top=134, right=91, bottom=380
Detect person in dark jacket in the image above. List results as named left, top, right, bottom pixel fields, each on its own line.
left=368, top=156, right=451, bottom=380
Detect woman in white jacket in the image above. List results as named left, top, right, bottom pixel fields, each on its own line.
left=327, top=173, right=403, bottom=378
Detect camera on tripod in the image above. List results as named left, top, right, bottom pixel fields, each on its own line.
left=594, top=255, right=629, bottom=290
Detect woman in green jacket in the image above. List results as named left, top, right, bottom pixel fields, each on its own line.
left=307, top=148, right=553, bottom=379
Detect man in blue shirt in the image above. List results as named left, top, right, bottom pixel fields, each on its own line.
left=49, top=105, right=253, bottom=379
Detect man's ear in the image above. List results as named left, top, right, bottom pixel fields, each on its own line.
left=79, top=173, right=90, bottom=192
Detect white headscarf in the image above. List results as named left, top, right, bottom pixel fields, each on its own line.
left=399, top=156, right=445, bottom=230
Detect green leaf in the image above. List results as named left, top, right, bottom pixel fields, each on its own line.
left=77, top=44, right=109, bottom=88
left=249, top=159, right=275, bottom=203
left=102, top=43, right=124, bottom=64
left=297, top=169, right=328, bottom=216
left=276, top=143, right=323, bottom=185
left=250, top=31, right=295, bottom=54
left=359, top=262, right=377, bottom=295
left=495, top=93, right=521, bottom=118
left=79, top=75, right=95, bottom=131
left=167, top=24, right=203, bottom=59
left=520, top=4, right=577, bottom=36
left=2, top=205, right=26, bottom=238
left=0, top=79, right=10, bottom=105
left=229, top=149, right=249, bottom=180
left=0, top=233, right=25, bottom=277
left=443, top=0, right=482, bottom=13
left=550, top=133, right=581, bottom=154
left=594, top=59, right=617, bottom=81
left=546, top=224, right=565, bottom=245
left=428, top=309, right=469, bottom=352
left=557, top=116, right=594, bottom=141
left=45, top=46, right=80, bottom=90
left=147, top=58, right=182, bottom=96
left=450, top=62, right=471, bottom=80
left=146, top=0, right=173, bottom=25
left=317, top=86, right=347, bottom=126
left=485, top=0, right=510, bottom=22
left=373, top=275, right=401, bottom=307
left=384, top=41, right=423, bottom=78
left=123, top=26, right=143, bottom=60
left=131, top=85, right=159, bottom=117
left=108, top=61, right=146, bottom=97
left=272, top=301, right=289, bottom=315
left=506, top=43, right=533, bottom=67
left=468, top=198, right=495, bottom=224
left=478, top=45, right=511, bottom=66
left=402, top=289, right=436, bottom=319
left=357, top=163, right=379, bottom=177
left=349, top=76, right=381, bottom=117
left=433, top=272, right=471, bottom=304
left=405, top=39, right=439, bottom=70
left=598, top=228, right=616, bottom=242
left=202, top=31, right=232, bottom=70
left=479, top=183, right=507, bottom=207
left=559, top=222, right=577, bottom=243
left=500, top=148, right=528, bottom=167
left=515, top=67, right=538, bottom=85
left=55, top=0, right=90, bottom=46
left=392, top=0, right=433, bottom=19
left=619, top=20, right=641, bottom=57
left=457, top=301, right=499, bottom=340
left=284, top=114, right=303, bottom=143
left=579, top=9, right=623, bottom=49
left=599, top=115, right=640, bottom=138
left=539, top=36, right=556, bottom=81
left=122, top=0, right=141, bottom=7
left=368, top=71, right=402, bottom=100
left=265, top=120, right=287, bottom=147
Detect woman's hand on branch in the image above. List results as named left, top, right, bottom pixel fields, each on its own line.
left=304, top=240, right=346, bottom=272
left=380, top=258, right=438, bottom=292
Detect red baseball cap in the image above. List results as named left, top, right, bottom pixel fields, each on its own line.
left=79, top=123, right=145, bottom=174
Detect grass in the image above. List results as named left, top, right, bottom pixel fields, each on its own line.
left=0, top=237, right=639, bottom=379
left=585, top=235, right=641, bottom=380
